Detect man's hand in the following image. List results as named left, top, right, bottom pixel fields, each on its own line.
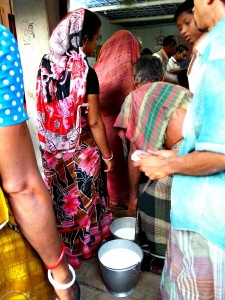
left=147, top=149, right=178, bottom=159
left=134, top=152, right=173, bottom=180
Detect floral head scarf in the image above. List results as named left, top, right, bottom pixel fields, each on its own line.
left=36, top=8, right=89, bottom=153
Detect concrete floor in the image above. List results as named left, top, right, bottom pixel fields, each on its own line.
left=76, top=206, right=161, bottom=300
left=76, top=257, right=161, bottom=300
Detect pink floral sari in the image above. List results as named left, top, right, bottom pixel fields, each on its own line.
left=36, top=9, right=112, bottom=268
left=41, top=126, right=112, bottom=268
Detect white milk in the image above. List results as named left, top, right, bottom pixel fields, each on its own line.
left=100, top=248, right=141, bottom=269
left=113, top=228, right=135, bottom=240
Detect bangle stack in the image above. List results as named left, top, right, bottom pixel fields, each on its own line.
left=48, top=264, right=76, bottom=290
left=44, top=242, right=65, bottom=270
left=102, top=151, right=113, bottom=161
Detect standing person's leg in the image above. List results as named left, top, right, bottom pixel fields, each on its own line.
left=103, top=115, right=130, bottom=208
left=158, top=227, right=225, bottom=299
left=138, top=176, right=171, bottom=275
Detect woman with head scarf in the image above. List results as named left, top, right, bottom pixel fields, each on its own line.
left=94, top=30, right=140, bottom=210
left=36, top=8, right=113, bottom=269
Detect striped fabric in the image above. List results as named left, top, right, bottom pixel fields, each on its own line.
left=114, top=81, right=192, bottom=151
left=138, top=176, right=172, bottom=258
left=138, top=142, right=181, bottom=258
left=158, top=227, right=225, bottom=300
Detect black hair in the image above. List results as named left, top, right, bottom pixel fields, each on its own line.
left=176, top=44, right=189, bottom=52
left=174, top=0, right=194, bottom=22
left=134, top=55, right=164, bottom=85
left=141, top=48, right=153, bottom=56
left=82, top=9, right=101, bottom=41
left=163, top=35, right=177, bottom=47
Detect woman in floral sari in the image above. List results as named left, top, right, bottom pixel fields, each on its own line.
left=36, top=9, right=113, bottom=269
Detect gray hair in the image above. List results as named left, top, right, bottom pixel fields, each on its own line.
left=133, top=55, right=164, bottom=86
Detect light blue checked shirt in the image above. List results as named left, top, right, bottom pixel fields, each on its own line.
left=171, top=17, right=225, bottom=249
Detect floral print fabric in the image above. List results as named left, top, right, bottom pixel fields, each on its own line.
left=36, top=9, right=112, bottom=268
left=36, top=8, right=88, bottom=153
left=42, top=127, right=112, bottom=268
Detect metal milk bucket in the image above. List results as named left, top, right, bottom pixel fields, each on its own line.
left=98, top=239, right=143, bottom=297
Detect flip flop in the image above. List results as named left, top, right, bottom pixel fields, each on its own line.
left=140, top=244, right=164, bottom=275
left=149, top=257, right=164, bottom=276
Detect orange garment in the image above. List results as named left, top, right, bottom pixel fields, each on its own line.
left=94, top=30, right=140, bottom=207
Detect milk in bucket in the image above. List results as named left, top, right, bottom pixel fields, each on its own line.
left=100, top=248, right=141, bottom=269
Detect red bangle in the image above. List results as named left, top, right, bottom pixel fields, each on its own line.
left=44, top=242, right=65, bottom=270
left=102, top=151, right=113, bottom=160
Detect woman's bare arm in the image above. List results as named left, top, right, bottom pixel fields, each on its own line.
left=87, top=94, right=114, bottom=172
left=0, top=122, right=75, bottom=299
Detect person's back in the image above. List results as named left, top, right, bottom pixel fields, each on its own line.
left=36, top=9, right=113, bottom=270
left=94, top=30, right=140, bottom=209
left=114, top=56, right=192, bottom=274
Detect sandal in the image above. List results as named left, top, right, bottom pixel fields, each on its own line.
left=140, top=244, right=164, bottom=275
left=149, top=257, right=164, bottom=276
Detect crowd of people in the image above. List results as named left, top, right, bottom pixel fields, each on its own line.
left=1, top=0, right=225, bottom=298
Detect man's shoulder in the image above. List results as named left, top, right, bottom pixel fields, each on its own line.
left=171, top=56, right=177, bottom=62
left=153, top=52, right=162, bottom=61
left=166, top=56, right=178, bottom=71
left=197, top=18, right=225, bottom=60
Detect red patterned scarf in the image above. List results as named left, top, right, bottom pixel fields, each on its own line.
left=36, top=8, right=88, bottom=153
